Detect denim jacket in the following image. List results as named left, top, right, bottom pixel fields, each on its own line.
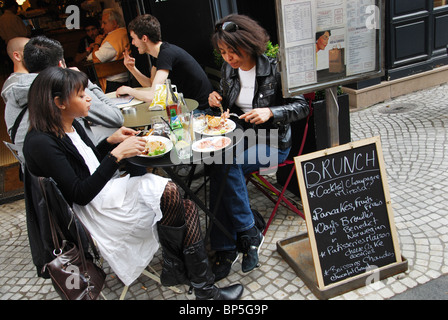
left=219, top=54, right=309, bottom=150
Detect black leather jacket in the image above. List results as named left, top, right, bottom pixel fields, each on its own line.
left=219, top=54, right=309, bottom=150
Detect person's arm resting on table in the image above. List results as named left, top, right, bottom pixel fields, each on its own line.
left=116, top=68, right=168, bottom=103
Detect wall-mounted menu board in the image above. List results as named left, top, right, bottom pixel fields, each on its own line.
left=294, top=137, right=402, bottom=289
left=275, top=0, right=384, bottom=97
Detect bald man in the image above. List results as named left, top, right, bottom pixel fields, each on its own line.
left=1, top=37, right=30, bottom=104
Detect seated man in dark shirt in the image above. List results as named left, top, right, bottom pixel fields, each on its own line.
left=75, top=17, right=101, bottom=64
left=116, top=14, right=213, bottom=111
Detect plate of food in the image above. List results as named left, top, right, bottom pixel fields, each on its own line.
left=194, top=115, right=236, bottom=135
left=192, top=136, right=232, bottom=153
left=138, top=136, right=173, bottom=158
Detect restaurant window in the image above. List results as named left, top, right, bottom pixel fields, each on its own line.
left=434, top=0, right=448, bottom=8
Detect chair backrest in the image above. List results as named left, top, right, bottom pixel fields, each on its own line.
left=3, top=140, right=24, bottom=180
left=93, top=59, right=128, bottom=79
left=295, top=99, right=314, bottom=157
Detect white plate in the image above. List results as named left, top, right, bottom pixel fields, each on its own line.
left=138, top=136, right=173, bottom=158
left=194, top=117, right=236, bottom=136
left=192, top=136, right=231, bottom=153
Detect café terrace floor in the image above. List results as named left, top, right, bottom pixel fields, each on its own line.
left=1, top=82, right=448, bottom=301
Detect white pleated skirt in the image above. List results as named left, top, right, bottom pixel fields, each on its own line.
left=73, top=173, right=169, bottom=286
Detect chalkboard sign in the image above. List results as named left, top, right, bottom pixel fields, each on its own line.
left=294, top=137, right=402, bottom=289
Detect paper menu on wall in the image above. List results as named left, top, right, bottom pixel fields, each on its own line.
left=345, top=0, right=377, bottom=76
left=316, top=0, right=346, bottom=32
left=278, top=0, right=379, bottom=90
left=280, top=0, right=317, bottom=87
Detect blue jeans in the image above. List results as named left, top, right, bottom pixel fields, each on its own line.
left=209, top=144, right=290, bottom=251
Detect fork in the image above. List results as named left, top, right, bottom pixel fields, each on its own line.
left=218, top=104, right=239, bottom=118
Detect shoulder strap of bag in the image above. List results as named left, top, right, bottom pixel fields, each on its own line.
left=38, top=177, right=88, bottom=275
left=38, top=177, right=66, bottom=254
left=11, top=104, right=27, bottom=144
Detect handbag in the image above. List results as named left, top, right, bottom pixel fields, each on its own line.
left=40, top=178, right=106, bottom=300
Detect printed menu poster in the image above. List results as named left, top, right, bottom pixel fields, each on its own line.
left=346, top=0, right=377, bottom=76
left=280, top=0, right=317, bottom=88
left=278, top=0, right=379, bottom=91
left=315, top=0, right=346, bottom=75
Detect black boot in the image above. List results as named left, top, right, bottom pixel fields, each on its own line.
left=157, top=224, right=190, bottom=287
left=183, top=240, right=244, bottom=300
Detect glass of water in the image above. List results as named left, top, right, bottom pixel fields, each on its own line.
left=151, top=116, right=170, bottom=138
left=174, top=129, right=192, bottom=160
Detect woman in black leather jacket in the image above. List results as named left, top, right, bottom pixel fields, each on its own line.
left=208, top=14, right=310, bottom=281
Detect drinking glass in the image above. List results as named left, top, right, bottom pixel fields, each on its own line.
left=151, top=116, right=170, bottom=138
left=174, top=129, right=192, bottom=160
left=178, top=111, right=194, bottom=141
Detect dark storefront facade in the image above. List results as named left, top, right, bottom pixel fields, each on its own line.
left=120, top=0, right=448, bottom=90
left=1, top=0, right=448, bottom=203
left=119, top=0, right=279, bottom=77
left=386, top=0, right=448, bottom=80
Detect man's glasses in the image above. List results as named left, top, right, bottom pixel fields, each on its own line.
left=215, top=21, right=240, bottom=33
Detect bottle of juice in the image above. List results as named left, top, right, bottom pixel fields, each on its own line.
left=165, top=79, right=178, bottom=120
left=177, top=93, right=194, bottom=141
left=170, top=108, right=182, bottom=131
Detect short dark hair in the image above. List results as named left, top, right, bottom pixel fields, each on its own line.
left=128, top=14, right=162, bottom=43
left=315, top=30, right=331, bottom=41
left=3, top=0, right=18, bottom=10
left=28, top=67, right=88, bottom=137
left=211, top=14, right=269, bottom=59
left=23, top=36, right=64, bottom=73
left=82, top=17, right=100, bottom=30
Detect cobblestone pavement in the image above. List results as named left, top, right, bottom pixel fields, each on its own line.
left=1, top=83, right=448, bottom=300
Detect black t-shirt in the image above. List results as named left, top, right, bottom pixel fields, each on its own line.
left=152, top=42, right=213, bottom=110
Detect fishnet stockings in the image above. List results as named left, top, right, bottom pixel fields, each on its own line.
left=159, top=181, right=185, bottom=227
left=159, top=181, right=202, bottom=247
left=183, top=199, right=202, bottom=246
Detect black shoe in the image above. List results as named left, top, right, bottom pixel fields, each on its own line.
left=183, top=240, right=243, bottom=300
left=212, top=250, right=238, bottom=282
left=238, top=226, right=264, bottom=273
left=195, top=283, right=244, bottom=300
